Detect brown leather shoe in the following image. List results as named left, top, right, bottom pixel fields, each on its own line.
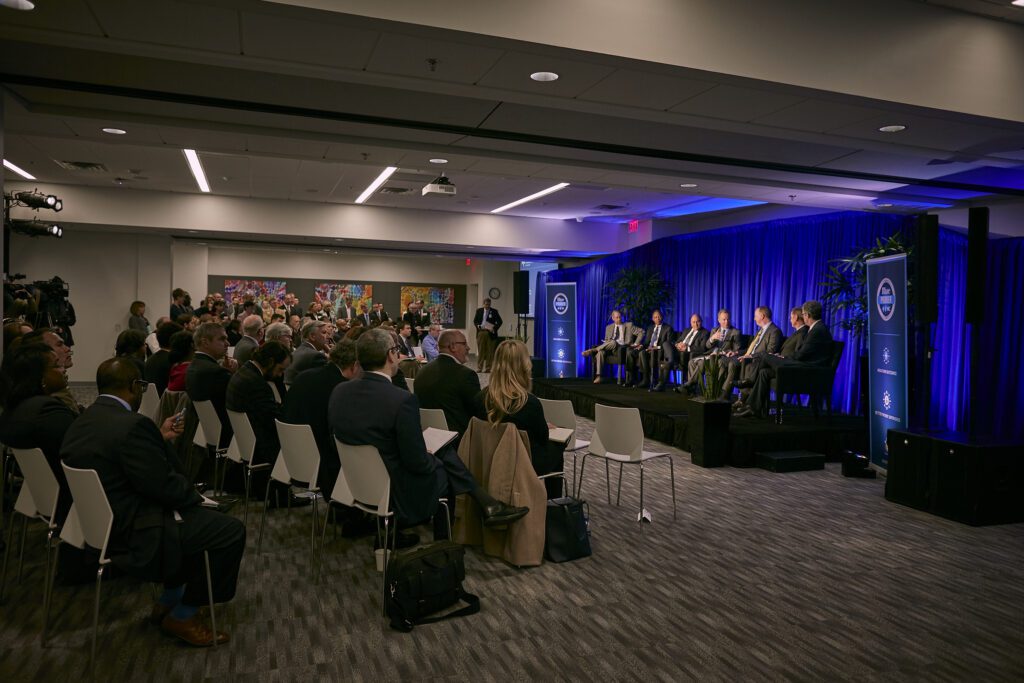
left=149, top=602, right=172, bottom=626
left=582, top=348, right=594, bottom=357
left=161, top=612, right=230, bottom=646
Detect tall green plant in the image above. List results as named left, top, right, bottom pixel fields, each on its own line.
left=605, top=266, right=672, bottom=324
left=699, top=353, right=725, bottom=400
left=820, top=232, right=912, bottom=339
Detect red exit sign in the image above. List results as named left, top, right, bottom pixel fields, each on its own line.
left=628, top=219, right=639, bottom=234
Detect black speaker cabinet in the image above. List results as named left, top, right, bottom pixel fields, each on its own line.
left=966, top=207, right=989, bottom=325
left=916, top=214, right=939, bottom=324
left=929, top=437, right=1024, bottom=526
left=885, top=430, right=932, bottom=510
left=513, top=271, right=530, bottom=314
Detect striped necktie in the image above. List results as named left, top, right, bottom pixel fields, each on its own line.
left=746, top=327, right=764, bottom=355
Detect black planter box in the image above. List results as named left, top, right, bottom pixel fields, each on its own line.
left=687, top=398, right=730, bottom=467
left=756, top=450, right=825, bottom=473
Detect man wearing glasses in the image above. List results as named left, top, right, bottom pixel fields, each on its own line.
left=411, top=330, right=480, bottom=438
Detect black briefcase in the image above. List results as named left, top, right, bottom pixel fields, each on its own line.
left=544, top=497, right=592, bottom=562
left=385, top=541, right=480, bottom=632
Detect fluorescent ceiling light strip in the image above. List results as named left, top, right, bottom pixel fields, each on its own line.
left=355, top=166, right=398, bottom=204
left=491, top=183, right=570, bottom=214
left=3, top=159, right=36, bottom=180
left=182, top=149, right=210, bottom=193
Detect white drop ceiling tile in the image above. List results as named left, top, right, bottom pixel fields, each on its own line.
left=476, top=51, right=616, bottom=98
left=1, top=112, right=73, bottom=138
left=578, top=69, right=716, bottom=111
left=531, top=165, right=610, bottom=183
left=752, top=99, right=887, bottom=132
left=366, top=32, right=504, bottom=84
left=818, top=150, right=979, bottom=179
left=323, top=143, right=405, bottom=164
left=250, top=176, right=293, bottom=200
left=0, top=0, right=104, bottom=35
left=199, top=153, right=251, bottom=182
left=158, top=128, right=248, bottom=152
left=669, top=85, right=805, bottom=122
left=90, top=0, right=240, bottom=53
left=249, top=156, right=302, bottom=178
left=827, top=114, right=1024, bottom=155
left=62, top=120, right=167, bottom=144
left=246, top=136, right=330, bottom=159
left=465, top=159, right=548, bottom=177
left=241, top=11, right=379, bottom=69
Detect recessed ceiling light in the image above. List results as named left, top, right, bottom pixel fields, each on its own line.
left=182, top=149, right=210, bottom=193
left=0, top=0, right=36, bottom=9
left=102, top=127, right=126, bottom=135
left=429, top=158, right=448, bottom=165
left=3, top=158, right=36, bottom=180
left=491, top=183, right=570, bottom=214
left=679, top=183, right=698, bottom=188
left=355, top=166, right=398, bottom=204
left=878, top=125, right=906, bottom=133
left=530, top=71, right=559, bottom=82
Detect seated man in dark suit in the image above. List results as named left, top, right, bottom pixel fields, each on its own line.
left=226, top=341, right=291, bottom=468
left=413, top=329, right=481, bottom=436
left=62, top=358, right=245, bottom=646
left=144, top=321, right=183, bottom=395
left=282, top=339, right=360, bottom=498
left=680, top=309, right=741, bottom=394
left=626, top=309, right=673, bottom=390
left=670, top=313, right=710, bottom=393
left=718, top=306, right=783, bottom=401
left=736, top=301, right=832, bottom=418
left=284, top=320, right=329, bottom=385
left=232, top=315, right=263, bottom=366
left=733, top=306, right=807, bottom=409
left=329, top=329, right=527, bottom=537
left=185, top=322, right=238, bottom=450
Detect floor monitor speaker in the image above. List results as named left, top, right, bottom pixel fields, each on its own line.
left=917, top=214, right=938, bottom=324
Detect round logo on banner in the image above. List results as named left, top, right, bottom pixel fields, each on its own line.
left=876, top=277, right=896, bottom=322
left=557, top=348, right=566, bottom=359
left=552, top=293, right=569, bottom=315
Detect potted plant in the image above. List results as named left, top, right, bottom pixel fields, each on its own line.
left=687, top=353, right=730, bottom=468
left=605, top=266, right=673, bottom=325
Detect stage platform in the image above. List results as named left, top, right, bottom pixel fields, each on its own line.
left=533, top=378, right=868, bottom=467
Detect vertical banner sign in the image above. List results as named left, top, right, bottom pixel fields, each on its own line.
left=867, top=253, right=908, bottom=470
left=545, top=282, right=577, bottom=379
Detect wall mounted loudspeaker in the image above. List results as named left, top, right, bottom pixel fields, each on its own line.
left=916, top=214, right=939, bottom=325
left=966, top=207, right=989, bottom=325
left=513, top=271, right=531, bottom=314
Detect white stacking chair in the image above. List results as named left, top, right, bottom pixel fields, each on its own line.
left=225, top=410, right=271, bottom=528
left=193, top=400, right=229, bottom=494
left=137, top=382, right=161, bottom=423
left=0, top=449, right=60, bottom=621
left=538, top=398, right=590, bottom=493
left=58, top=464, right=219, bottom=672
left=405, top=378, right=415, bottom=394
left=579, top=404, right=676, bottom=524
left=419, top=408, right=449, bottom=431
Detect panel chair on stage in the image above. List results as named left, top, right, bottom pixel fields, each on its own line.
left=772, top=341, right=845, bottom=424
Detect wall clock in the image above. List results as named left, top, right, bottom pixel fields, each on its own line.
left=488, top=287, right=501, bottom=299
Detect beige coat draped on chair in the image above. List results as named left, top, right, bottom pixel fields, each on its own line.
left=455, top=417, right=546, bottom=567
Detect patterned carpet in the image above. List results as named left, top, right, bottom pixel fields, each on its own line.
left=2, top=385, right=1023, bottom=681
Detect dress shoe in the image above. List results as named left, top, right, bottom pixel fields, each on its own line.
left=733, top=406, right=754, bottom=418
left=731, top=401, right=746, bottom=412
left=582, top=348, right=594, bottom=357
left=652, top=383, right=666, bottom=392
left=481, top=501, right=529, bottom=526
left=149, top=602, right=172, bottom=626
left=735, top=379, right=754, bottom=389
left=160, top=613, right=229, bottom=647
left=593, top=377, right=602, bottom=384
left=374, top=529, right=420, bottom=550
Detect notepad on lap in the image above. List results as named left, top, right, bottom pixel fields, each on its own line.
left=423, top=427, right=458, bottom=455
left=548, top=427, right=574, bottom=444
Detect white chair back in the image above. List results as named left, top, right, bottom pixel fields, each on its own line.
left=193, top=400, right=222, bottom=447
left=593, top=404, right=644, bottom=461
left=332, top=439, right=391, bottom=515
left=137, top=383, right=160, bottom=423
left=60, top=503, right=86, bottom=549
left=270, top=450, right=290, bottom=484
left=226, top=410, right=256, bottom=465
left=61, top=464, right=113, bottom=564
left=275, top=420, right=321, bottom=489
left=11, top=448, right=59, bottom=522
left=405, top=378, right=415, bottom=394
left=419, top=408, right=449, bottom=431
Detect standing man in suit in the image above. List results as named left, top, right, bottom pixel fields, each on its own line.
left=329, top=329, right=527, bottom=536
left=356, top=304, right=373, bottom=328
left=718, top=306, right=782, bottom=401
left=226, top=341, right=292, bottom=469
left=232, top=315, right=263, bottom=366
left=283, top=293, right=303, bottom=320
left=185, top=322, right=238, bottom=450
left=681, top=309, right=741, bottom=394
left=736, top=301, right=833, bottom=418
left=282, top=339, right=360, bottom=498
left=62, top=358, right=245, bottom=646
left=629, top=309, right=674, bottom=391
left=582, top=309, right=637, bottom=384
left=284, top=320, right=329, bottom=385
left=414, top=329, right=481, bottom=436
left=473, top=298, right=503, bottom=372
left=369, top=303, right=390, bottom=326
left=670, top=314, right=711, bottom=392
left=402, top=302, right=430, bottom=345
left=336, top=297, right=356, bottom=323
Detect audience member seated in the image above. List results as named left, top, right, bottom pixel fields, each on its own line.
left=396, top=322, right=415, bottom=358
left=421, top=323, right=441, bottom=361
left=128, top=300, right=150, bottom=334
left=284, top=320, right=329, bottom=385
left=0, top=343, right=77, bottom=522
left=473, top=340, right=565, bottom=498
left=170, top=288, right=189, bottom=320
left=287, top=315, right=302, bottom=346
left=175, top=313, right=197, bottom=332
left=115, top=329, right=149, bottom=377
left=414, top=329, right=481, bottom=437
left=145, top=321, right=183, bottom=395
left=226, top=341, right=291, bottom=470
left=282, top=339, right=360, bottom=499
left=166, top=330, right=195, bottom=392
left=679, top=308, right=741, bottom=394
left=669, top=313, right=710, bottom=393
left=329, top=329, right=528, bottom=539
left=185, top=322, right=238, bottom=449
left=146, top=316, right=171, bottom=354
left=61, top=358, right=245, bottom=647
left=582, top=309, right=639, bottom=384
left=233, top=315, right=264, bottom=366
left=21, top=327, right=79, bottom=415
left=264, top=321, right=294, bottom=349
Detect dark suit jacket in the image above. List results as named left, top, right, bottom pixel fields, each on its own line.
left=793, top=321, right=834, bottom=366
left=369, top=310, right=390, bottom=325
left=226, top=361, right=281, bottom=465
left=329, top=373, right=445, bottom=526
left=642, top=323, right=674, bottom=349
left=747, top=322, right=783, bottom=356
left=356, top=312, right=372, bottom=327
left=396, top=335, right=415, bottom=358
left=144, top=349, right=172, bottom=395
left=0, top=395, right=77, bottom=522
left=779, top=326, right=808, bottom=357
left=232, top=335, right=259, bottom=366
left=185, top=352, right=233, bottom=447
left=283, top=363, right=346, bottom=492
left=61, top=396, right=201, bottom=581
left=413, top=354, right=481, bottom=434
left=707, top=326, right=742, bottom=354
left=285, top=342, right=327, bottom=385
left=337, top=305, right=355, bottom=320
left=675, top=327, right=711, bottom=357
left=473, top=307, right=503, bottom=338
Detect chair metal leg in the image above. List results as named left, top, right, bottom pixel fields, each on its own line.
left=41, top=530, right=55, bottom=642
left=615, top=462, right=624, bottom=506
left=43, top=540, right=60, bottom=645
left=669, top=457, right=677, bottom=520
left=310, top=495, right=319, bottom=583
left=576, top=455, right=588, bottom=499
left=638, top=464, right=647, bottom=525
left=0, top=511, right=16, bottom=603
left=380, top=516, right=390, bottom=617
left=17, top=514, right=28, bottom=582
left=257, top=477, right=273, bottom=555
left=318, top=501, right=332, bottom=576
left=243, top=467, right=251, bottom=528
left=439, top=500, right=452, bottom=539
left=604, top=458, right=611, bottom=505
left=204, top=551, right=217, bottom=649
left=90, top=566, right=105, bottom=675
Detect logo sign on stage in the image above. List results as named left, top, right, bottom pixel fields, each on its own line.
left=866, top=254, right=908, bottom=470
left=545, top=282, right=577, bottom=378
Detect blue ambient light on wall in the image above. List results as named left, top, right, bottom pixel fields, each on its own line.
left=652, top=197, right=766, bottom=218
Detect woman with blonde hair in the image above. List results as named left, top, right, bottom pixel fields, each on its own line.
left=473, top=339, right=564, bottom=497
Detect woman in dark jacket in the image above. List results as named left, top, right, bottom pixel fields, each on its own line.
left=128, top=300, right=150, bottom=334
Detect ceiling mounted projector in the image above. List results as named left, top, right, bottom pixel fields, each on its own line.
left=422, top=174, right=456, bottom=197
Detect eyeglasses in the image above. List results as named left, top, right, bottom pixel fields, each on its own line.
left=132, top=379, right=150, bottom=391
left=390, top=346, right=403, bottom=355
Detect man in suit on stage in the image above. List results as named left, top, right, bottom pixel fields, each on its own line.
left=473, top=298, right=503, bottom=372
left=732, top=306, right=807, bottom=409
left=329, top=328, right=527, bottom=535
left=628, top=309, right=674, bottom=391
left=284, top=320, right=328, bottom=385
left=62, top=358, right=245, bottom=647
left=680, top=309, right=741, bottom=394
left=717, top=306, right=783, bottom=401
left=185, top=322, right=238, bottom=449
left=414, top=330, right=481, bottom=436
left=735, top=301, right=832, bottom=418
left=582, top=309, right=639, bottom=384
left=670, top=313, right=711, bottom=392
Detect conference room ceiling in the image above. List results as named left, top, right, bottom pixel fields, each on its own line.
left=2, top=0, right=1023, bottom=251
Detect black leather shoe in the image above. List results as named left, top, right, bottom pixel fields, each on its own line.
left=652, top=383, right=666, bottom=392
left=481, top=501, right=529, bottom=527
left=733, top=406, right=754, bottom=418
left=735, top=379, right=754, bottom=389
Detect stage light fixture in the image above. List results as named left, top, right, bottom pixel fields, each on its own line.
left=12, top=190, right=63, bottom=211
left=6, top=218, right=63, bottom=238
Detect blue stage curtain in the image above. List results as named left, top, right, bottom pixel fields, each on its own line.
left=535, top=211, right=916, bottom=415
left=930, top=229, right=969, bottom=432
left=978, top=236, right=1024, bottom=441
